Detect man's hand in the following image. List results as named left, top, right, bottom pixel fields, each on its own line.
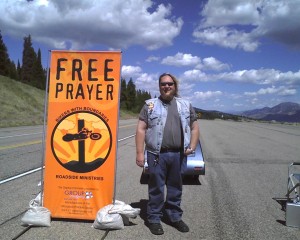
left=184, top=148, right=195, bottom=156
left=136, top=152, right=145, bottom=167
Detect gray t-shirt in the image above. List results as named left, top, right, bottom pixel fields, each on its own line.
left=139, top=97, right=197, bottom=149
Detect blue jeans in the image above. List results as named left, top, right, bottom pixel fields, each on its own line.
left=147, top=151, right=184, bottom=223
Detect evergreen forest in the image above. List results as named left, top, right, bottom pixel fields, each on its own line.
left=0, top=30, right=151, bottom=113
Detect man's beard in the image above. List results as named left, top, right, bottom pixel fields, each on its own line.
left=162, top=94, right=174, bottom=102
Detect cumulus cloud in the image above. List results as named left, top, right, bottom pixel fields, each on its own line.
left=193, top=26, right=259, bottom=51
left=161, top=53, right=229, bottom=71
left=0, top=0, right=183, bottom=50
left=161, top=52, right=201, bottom=67
left=193, top=90, right=222, bottom=100
left=146, top=56, right=161, bottom=62
left=244, top=86, right=297, bottom=97
left=181, top=69, right=209, bottom=82
left=217, top=69, right=300, bottom=85
left=194, top=0, right=300, bottom=51
left=121, top=65, right=159, bottom=96
left=121, top=65, right=142, bottom=79
left=201, top=57, right=230, bottom=71
left=182, top=68, right=300, bottom=86
left=135, top=73, right=160, bottom=96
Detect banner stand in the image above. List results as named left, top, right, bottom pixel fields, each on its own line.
left=40, top=50, right=52, bottom=207
left=42, top=50, right=122, bottom=220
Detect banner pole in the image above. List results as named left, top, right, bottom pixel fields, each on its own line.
left=40, top=50, right=51, bottom=206
left=113, top=52, right=122, bottom=204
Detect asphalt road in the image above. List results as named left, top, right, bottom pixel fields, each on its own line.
left=0, top=119, right=300, bottom=240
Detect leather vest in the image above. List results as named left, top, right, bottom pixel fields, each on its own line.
left=145, top=97, right=191, bottom=153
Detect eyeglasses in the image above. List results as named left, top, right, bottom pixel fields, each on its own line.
left=160, top=82, right=174, bottom=87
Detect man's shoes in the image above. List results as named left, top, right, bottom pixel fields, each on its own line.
left=148, top=223, right=164, bottom=235
left=171, top=220, right=189, bottom=232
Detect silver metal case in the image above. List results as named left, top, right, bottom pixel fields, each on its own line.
left=143, top=141, right=205, bottom=177
left=182, top=141, right=205, bottom=176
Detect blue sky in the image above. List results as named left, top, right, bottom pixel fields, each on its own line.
left=1, top=0, right=300, bottom=112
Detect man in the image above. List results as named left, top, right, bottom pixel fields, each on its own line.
left=135, top=73, right=199, bottom=235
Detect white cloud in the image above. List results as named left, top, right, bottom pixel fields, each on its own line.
left=200, top=0, right=260, bottom=27
left=193, top=26, right=259, bottom=51
left=161, top=53, right=230, bottom=72
left=182, top=68, right=286, bottom=84
left=146, top=56, right=160, bottom=62
left=135, top=73, right=160, bottom=97
left=121, top=65, right=142, bottom=79
left=194, top=0, right=300, bottom=51
left=254, top=0, right=300, bottom=49
left=0, top=0, right=183, bottom=50
left=201, top=57, right=230, bottom=71
left=234, top=103, right=244, bottom=107
left=250, top=98, right=259, bottom=105
left=193, top=90, right=222, bottom=100
left=181, top=69, right=209, bottom=82
left=121, top=65, right=159, bottom=97
left=161, top=52, right=201, bottom=67
left=210, top=69, right=300, bottom=86
left=245, top=86, right=297, bottom=97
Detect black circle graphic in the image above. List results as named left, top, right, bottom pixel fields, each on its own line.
left=51, top=110, right=112, bottom=173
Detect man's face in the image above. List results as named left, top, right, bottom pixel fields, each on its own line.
left=159, top=75, right=176, bottom=101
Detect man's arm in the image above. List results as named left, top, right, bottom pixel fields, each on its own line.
left=135, top=120, right=147, bottom=167
left=185, top=120, right=200, bottom=155
left=190, top=120, right=200, bottom=150
left=185, top=104, right=200, bottom=155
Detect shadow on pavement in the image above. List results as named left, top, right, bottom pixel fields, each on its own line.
left=131, top=199, right=148, bottom=225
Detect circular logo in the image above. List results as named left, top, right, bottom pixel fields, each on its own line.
left=51, top=111, right=112, bottom=173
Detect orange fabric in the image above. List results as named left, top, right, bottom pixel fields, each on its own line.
left=43, top=51, right=121, bottom=220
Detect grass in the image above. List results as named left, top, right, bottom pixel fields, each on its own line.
left=0, top=75, right=137, bottom=128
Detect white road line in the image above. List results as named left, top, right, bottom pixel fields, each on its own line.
left=0, top=167, right=44, bottom=185
left=0, top=134, right=136, bottom=185
left=118, top=134, right=136, bottom=141
left=0, top=132, right=43, bottom=139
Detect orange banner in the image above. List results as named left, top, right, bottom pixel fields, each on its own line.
left=43, top=51, right=121, bottom=220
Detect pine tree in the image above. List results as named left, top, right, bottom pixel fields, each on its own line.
left=21, top=35, right=37, bottom=84
left=33, top=48, right=46, bottom=89
left=135, top=89, right=151, bottom=112
left=126, top=78, right=136, bottom=111
left=17, top=60, right=21, bottom=81
left=8, top=60, right=18, bottom=80
left=0, top=31, right=10, bottom=76
left=120, top=78, right=127, bottom=109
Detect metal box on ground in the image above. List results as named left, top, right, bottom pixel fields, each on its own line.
left=286, top=202, right=300, bottom=228
left=285, top=162, right=300, bottom=228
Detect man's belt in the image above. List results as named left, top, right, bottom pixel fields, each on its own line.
left=160, top=148, right=181, bottom=153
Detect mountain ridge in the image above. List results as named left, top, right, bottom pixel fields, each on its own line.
left=241, top=102, right=300, bottom=123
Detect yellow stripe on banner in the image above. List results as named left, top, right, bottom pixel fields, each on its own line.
left=0, top=140, right=42, bottom=150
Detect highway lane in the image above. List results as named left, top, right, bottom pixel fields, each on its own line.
left=0, top=119, right=138, bottom=239
left=1, top=119, right=300, bottom=239
left=0, top=119, right=138, bottom=181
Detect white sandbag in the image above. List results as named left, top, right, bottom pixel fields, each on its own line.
left=29, top=192, right=42, bottom=207
left=93, top=200, right=140, bottom=230
left=21, top=206, right=51, bottom=227
left=109, top=200, right=140, bottom=219
left=93, top=204, right=124, bottom=230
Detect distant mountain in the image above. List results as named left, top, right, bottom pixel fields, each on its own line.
left=194, top=107, right=242, bottom=121
left=241, top=102, right=300, bottom=123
